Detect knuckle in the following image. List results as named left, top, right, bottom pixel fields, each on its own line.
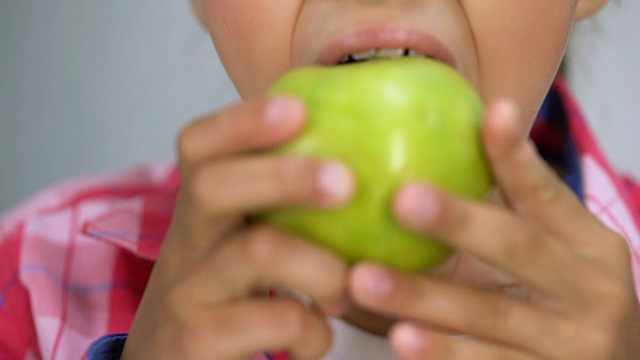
left=523, top=168, right=564, bottom=207
left=176, top=121, right=202, bottom=164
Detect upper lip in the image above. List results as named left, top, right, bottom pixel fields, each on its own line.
left=315, top=26, right=457, bottom=69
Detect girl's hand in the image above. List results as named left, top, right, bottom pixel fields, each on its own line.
left=122, top=98, right=354, bottom=360
left=350, top=100, right=640, bottom=359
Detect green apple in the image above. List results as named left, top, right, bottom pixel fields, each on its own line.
left=260, top=57, right=492, bottom=272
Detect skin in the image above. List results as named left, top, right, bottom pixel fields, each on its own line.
left=122, top=0, right=640, bottom=359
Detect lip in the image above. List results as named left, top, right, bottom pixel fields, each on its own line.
left=315, top=26, right=457, bottom=69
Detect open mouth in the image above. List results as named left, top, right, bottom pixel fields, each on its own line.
left=338, top=47, right=432, bottom=65
left=315, top=27, right=456, bottom=69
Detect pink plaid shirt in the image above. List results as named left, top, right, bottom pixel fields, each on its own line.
left=2, top=80, right=640, bottom=359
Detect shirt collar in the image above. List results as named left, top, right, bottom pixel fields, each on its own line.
left=531, top=77, right=584, bottom=201
left=80, top=164, right=179, bottom=261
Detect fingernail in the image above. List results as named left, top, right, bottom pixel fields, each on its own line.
left=360, top=264, right=393, bottom=299
left=395, top=323, right=428, bottom=353
left=266, top=97, right=305, bottom=125
left=398, top=184, right=440, bottom=227
left=318, top=162, right=354, bottom=205
left=494, top=99, right=521, bottom=140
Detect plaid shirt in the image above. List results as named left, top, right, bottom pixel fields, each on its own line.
left=2, top=79, right=640, bottom=360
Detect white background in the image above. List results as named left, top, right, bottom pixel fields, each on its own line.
left=1, top=0, right=639, bottom=212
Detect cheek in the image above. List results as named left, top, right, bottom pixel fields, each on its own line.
left=468, top=3, right=575, bottom=125
left=204, top=1, right=299, bottom=96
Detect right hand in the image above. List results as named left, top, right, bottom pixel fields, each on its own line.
left=121, top=97, right=355, bottom=360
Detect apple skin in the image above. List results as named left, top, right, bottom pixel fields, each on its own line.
left=259, top=57, right=492, bottom=272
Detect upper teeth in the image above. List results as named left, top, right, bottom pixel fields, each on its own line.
left=340, top=48, right=426, bottom=64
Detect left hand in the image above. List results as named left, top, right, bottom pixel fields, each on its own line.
left=349, top=99, right=640, bottom=359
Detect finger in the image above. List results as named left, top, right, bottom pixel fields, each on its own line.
left=176, top=225, right=349, bottom=316
left=482, top=99, right=608, bottom=248
left=394, top=183, right=585, bottom=296
left=187, top=154, right=354, bottom=216
left=178, top=298, right=332, bottom=359
left=177, top=97, right=306, bottom=167
left=350, top=263, right=569, bottom=356
left=389, top=323, right=538, bottom=360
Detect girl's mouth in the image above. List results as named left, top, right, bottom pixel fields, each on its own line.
left=337, top=47, right=433, bottom=65
left=315, top=26, right=457, bottom=70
